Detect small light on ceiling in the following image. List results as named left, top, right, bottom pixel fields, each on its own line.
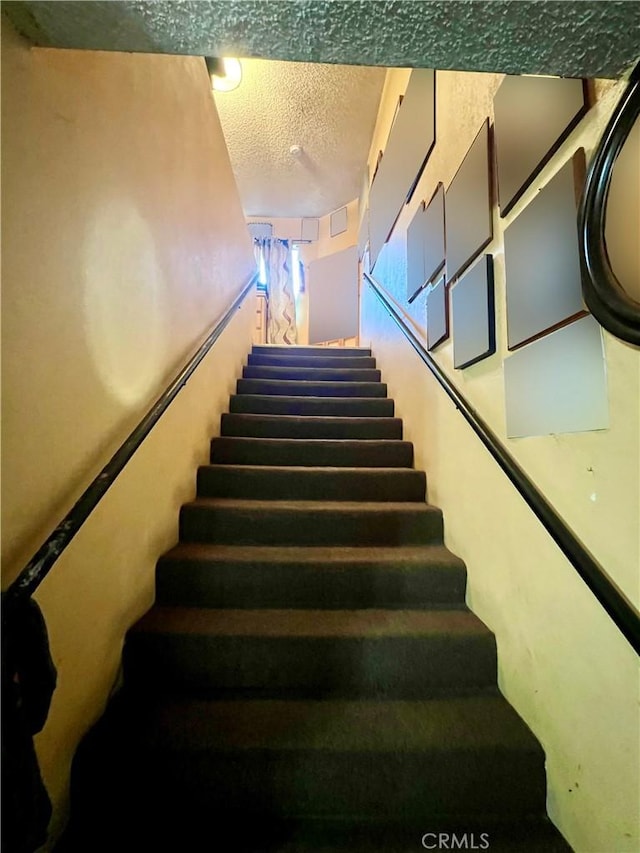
left=289, top=145, right=303, bottom=158
left=208, top=57, right=242, bottom=93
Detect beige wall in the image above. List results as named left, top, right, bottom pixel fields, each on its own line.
left=360, top=69, right=639, bottom=852
left=1, top=20, right=255, bottom=842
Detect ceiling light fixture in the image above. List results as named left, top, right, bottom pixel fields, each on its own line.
left=205, top=56, right=242, bottom=93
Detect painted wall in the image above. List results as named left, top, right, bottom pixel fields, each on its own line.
left=360, top=69, right=639, bottom=852
left=1, top=20, right=255, bottom=842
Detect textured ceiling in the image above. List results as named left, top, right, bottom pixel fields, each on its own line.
left=214, top=59, right=385, bottom=218
left=5, top=1, right=640, bottom=79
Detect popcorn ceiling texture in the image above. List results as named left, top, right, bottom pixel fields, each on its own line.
left=6, top=1, right=640, bottom=79
left=214, top=59, right=385, bottom=218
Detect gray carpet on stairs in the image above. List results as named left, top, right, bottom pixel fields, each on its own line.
left=59, top=344, right=571, bottom=852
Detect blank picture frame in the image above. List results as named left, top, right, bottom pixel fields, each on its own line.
left=330, top=206, right=348, bottom=237
left=406, top=201, right=427, bottom=302
left=247, top=222, right=273, bottom=239
left=504, top=316, right=609, bottom=437
left=369, top=69, right=436, bottom=266
left=445, top=119, right=493, bottom=283
left=493, top=74, right=588, bottom=217
left=451, top=255, right=496, bottom=369
left=308, top=246, right=358, bottom=344
left=406, top=183, right=446, bottom=303
left=426, top=276, right=448, bottom=350
left=504, top=151, right=587, bottom=350
left=423, top=182, right=446, bottom=285
left=301, top=218, right=320, bottom=241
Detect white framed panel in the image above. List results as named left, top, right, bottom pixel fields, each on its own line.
left=301, top=218, right=320, bottom=241
left=247, top=222, right=272, bottom=239
left=308, top=246, right=359, bottom=344
left=369, top=69, right=436, bottom=266
left=423, top=182, right=446, bottom=284
left=494, top=74, right=587, bottom=217
left=451, top=255, right=496, bottom=369
left=445, top=119, right=493, bottom=283
left=426, top=276, right=448, bottom=350
left=504, top=316, right=609, bottom=437
left=406, top=202, right=427, bottom=301
left=504, top=153, right=587, bottom=350
left=330, top=206, right=348, bottom=237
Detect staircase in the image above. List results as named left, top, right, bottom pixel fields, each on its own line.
left=61, top=345, right=569, bottom=852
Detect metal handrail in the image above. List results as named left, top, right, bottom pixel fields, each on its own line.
left=365, top=272, right=640, bottom=655
left=578, top=61, right=640, bottom=346
left=4, top=274, right=257, bottom=604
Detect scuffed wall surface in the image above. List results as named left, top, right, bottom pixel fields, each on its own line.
left=360, top=69, right=639, bottom=852
left=5, top=1, right=640, bottom=78
left=1, top=19, right=255, bottom=842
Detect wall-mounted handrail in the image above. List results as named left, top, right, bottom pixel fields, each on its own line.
left=4, top=274, right=258, bottom=605
left=578, top=61, right=640, bottom=347
left=365, top=272, right=640, bottom=655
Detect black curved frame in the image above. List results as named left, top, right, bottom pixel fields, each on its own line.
left=578, top=62, right=640, bottom=346
left=4, top=275, right=257, bottom=605
left=365, top=272, right=640, bottom=656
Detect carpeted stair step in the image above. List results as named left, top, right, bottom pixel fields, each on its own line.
left=242, top=365, right=382, bottom=383
left=229, top=394, right=394, bottom=417
left=252, top=345, right=371, bottom=357
left=237, top=378, right=387, bottom=397
left=221, top=413, right=402, bottom=440
left=123, top=606, right=497, bottom=697
left=68, top=694, right=547, bottom=833
left=155, top=543, right=467, bottom=609
left=210, top=437, right=413, bottom=467
left=197, top=465, right=425, bottom=501
left=248, top=353, right=377, bottom=369
left=180, top=499, right=443, bottom=546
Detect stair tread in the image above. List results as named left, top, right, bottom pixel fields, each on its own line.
left=238, top=380, right=383, bottom=388
left=252, top=346, right=372, bottom=356
left=248, top=354, right=377, bottom=368
left=161, top=542, right=463, bottom=566
left=231, top=395, right=392, bottom=405
left=131, top=607, right=488, bottom=638
left=221, top=412, right=402, bottom=439
left=237, top=379, right=387, bottom=397
left=209, top=437, right=413, bottom=468
left=113, top=695, right=541, bottom=754
left=243, top=366, right=381, bottom=379
left=211, top=437, right=411, bottom=447
left=229, top=395, right=395, bottom=416
left=185, top=498, right=439, bottom=513
left=199, top=464, right=420, bottom=475
left=222, top=414, right=400, bottom=426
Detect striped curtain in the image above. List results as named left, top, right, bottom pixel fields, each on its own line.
left=255, top=238, right=298, bottom=345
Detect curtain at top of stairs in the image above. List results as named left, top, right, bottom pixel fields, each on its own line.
left=254, top=238, right=298, bottom=345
